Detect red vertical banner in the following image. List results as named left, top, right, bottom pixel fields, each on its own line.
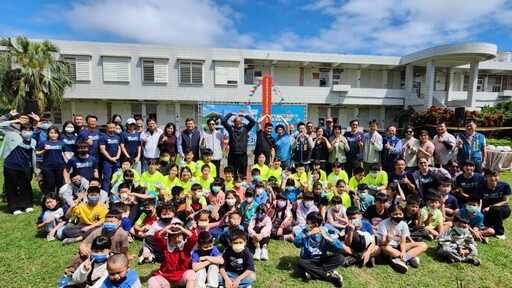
left=262, top=74, right=272, bottom=126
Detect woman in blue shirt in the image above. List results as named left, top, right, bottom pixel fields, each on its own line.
left=0, top=120, right=37, bottom=215
left=36, top=127, right=70, bottom=195
left=60, top=121, right=77, bottom=153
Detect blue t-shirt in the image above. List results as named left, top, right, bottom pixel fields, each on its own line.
left=37, top=140, right=68, bottom=170
left=254, top=191, right=268, bottom=205
left=474, top=181, right=511, bottom=208
left=456, top=173, right=485, bottom=197
left=61, top=133, right=78, bottom=152
left=284, top=187, right=301, bottom=204
left=32, top=129, right=48, bottom=163
left=275, top=133, right=292, bottom=162
left=388, top=171, right=415, bottom=196
left=192, top=246, right=222, bottom=263
left=457, top=132, right=486, bottom=164
left=221, top=247, right=255, bottom=275
left=444, top=194, right=459, bottom=211
left=121, top=130, right=141, bottom=158
left=99, top=133, right=121, bottom=158
left=4, top=140, right=33, bottom=170
left=67, top=155, right=98, bottom=180
left=77, top=128, right=101, bottom=158
left=121, top=217, right=132, bottom=231
left=344, top=219, right=374, bottom=235
left=343, top=131, right=364, bottom=161
left=458, top=207, right=484, bottom=228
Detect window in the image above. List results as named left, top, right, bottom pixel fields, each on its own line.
left=214, top=61, right=239, bottom=85
left=102, top=57, right=130, bottom=82
left=244, top=67, right=262, bottom=84
left=332, top=69, right=343, bottom=85
left=179, top=61, right=203, bottom=84
left=142, top=59, right=168, bottom=83
left=63, top=55, right=91, bottom=81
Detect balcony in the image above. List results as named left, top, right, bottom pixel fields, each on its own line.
left=499, top=90, right=512, bottom=97
left=331, top=85, right=351, bottom=92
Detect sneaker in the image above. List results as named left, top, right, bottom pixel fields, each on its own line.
left=253, top=248, right=261, bottom=260
left=12, top=210, right=22, bottom=216
left=25, top=207, right=34, bottom=213
left=138, top=255, right=145, bottom=264
left=465, top=256, right=481, bottom=266
left=261, top=247, right=269, bottom=260
left=46, top=234, right=56, bottom=242
left=482, top=237, right=489, bottom=244
left=62, top=238, right=77, bottom=245
left=146, top=253, right=155, bottom=263
left=303, top=272, right=312, bottom=282
left=496, top=234, right=506, bottom=240
left=58, top=275, right=71, bottom=288
left=391, top=258, right=409, bottom=273
left=342, top=256, right=358, bottom=267
left=367, top=257, right=376, bottom=268
left=409, top=257, right=420, bottom=268
left=327, top=271, right=343, bottom=288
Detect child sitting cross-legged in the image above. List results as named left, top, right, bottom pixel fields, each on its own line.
left=72, top=235, right=111, bottom=287
left=457, top=196, right=495, bottom=244
left=219, top=230, right=257, bottom=288
left=97, top=254, right=142, bottom=288
left=436, top=215, right=481, bottom=266
left=248, top=204, right=272, bottom=261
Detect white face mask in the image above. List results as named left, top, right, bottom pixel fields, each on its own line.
left=371, top=172, right=379, bottom=178
left=65, top=127, right=75, bottom=133
left=226, top=199, right=236, bottom=206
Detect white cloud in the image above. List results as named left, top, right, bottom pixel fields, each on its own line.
left=60, top=0, right=254, bottom=48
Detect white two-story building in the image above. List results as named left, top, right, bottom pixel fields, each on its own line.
left=50, top=40, right=512, bottom=130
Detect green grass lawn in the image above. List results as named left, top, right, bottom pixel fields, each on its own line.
left=0, top=169, right=511, bottom=287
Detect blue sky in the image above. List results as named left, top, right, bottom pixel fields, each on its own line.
left=1, top=0, right=512, bottom=55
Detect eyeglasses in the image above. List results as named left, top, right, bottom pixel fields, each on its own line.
left=418, top=162, right=428, bottom=165
left=405, top=131, right=413, bottom=133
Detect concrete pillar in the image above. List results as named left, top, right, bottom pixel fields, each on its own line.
left=459, top=73, right=465, bottom=91
left=270, top=66, right=275, bottom=78
left=353, top=107, right=359, bottom=120
left=382, top=70, right=388, bottom=88
left=356, top=70, right=361, bottom=88
left=466, top=62, right=479, bottom=109
left=404, top=65, right=414, bottom=108
left=425, top=60, right=436, bottom=109
left=483, top=75, right=488, bottom=92
left=447, top=68, right=454, bottom=101
left=71, top=101, right=77, bottom=117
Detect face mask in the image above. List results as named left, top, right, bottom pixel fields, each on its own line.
left=242, top=182, right=247, bottom=188
left=466, top=205, right=478, bottom=214
left=334, top=204, right=343, bottom=211
left=358, top=193, right=367, bottom=200
left=161, top=156, right=170, bottom=162
left=103, top=223, right=117, bottom=233
left=351, top=218, right=362, bottom=227
left=92, top=253, right=109, bottom=263
left=115, top=121, right=122, bottom=125
left=88, top=197, right=99, bottom=204
left=143, top=209, right=153, bottom=215
left=161, top=217, right=173, bottom=223
left=115, top=129, right=122, bottom=135
left=246, top=197, right=253, bottom=203
left=72, top=180, right=82, bottom=187
left=201, top=248, right=213, bottom=256
left=41, top=123, right=51, bottom=130
left=371, top=172, right=379, bottom=178
left=453, top=225, right=468, bottom=235
left=124, top=179, right=133, bottom=185
left=232, top=243, right=245, bottom=253
left=286, top=186, right=294, bottom=191
left=212, top=186, right=221, bottom=193
left=226, top=199, right=236, bottom=206
left=305, top=224, right=313, bottom=231
left=198, top=220, right=209, bottom=228
left=21, top=131, right=33, bottom=138
left=256, top=189, right=264, bottom=195
left=175, top=198, right=184, bottom=204
left=257, top=213, right=265, bottom=221
left=65, top=127, right=75, bottom=133
left=252, top=175, right=260, bottom=181
left=277, top=200, right=287, bottom=208
left=391, top=216, right=403, bottom=223
left=177, top=240, right=185, bottom=250
left=78, top=150, right=88, bottom=156
left=304, top=201, right=313, bottom=208
left=234, top=183, right=242, bottom=188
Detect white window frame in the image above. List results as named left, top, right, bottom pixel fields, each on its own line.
left=179, top=60, right=203, bottom=85
left=62, top=55, right=91, bottom=81
left=102, top=56, right=130, bottom=83
left=142, top=59, right=168, bottom=84
left=214, top=60, right=239, bottom=85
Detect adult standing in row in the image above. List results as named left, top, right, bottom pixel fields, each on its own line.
left=457, top=119, right=486, bottom=173
left=201, top=118, right=223, bottom=173
left=77, top=115, right=101, bottom=159
left=292, top=122, right=314, bottom=172
left=433, top=121, right=456, bottom=169
left=323, top=117, right=335, bottom=138
left=401, top=126, right=419, bottom=173
left=140, top=118, right=163, bottom=172
left=274, top=116, right=293, bottom=167
left=362, top=119, right=383, bottom=174
left=72, top=114, right=84, bottom=132
left=178, top=118, right=202, bottom=162
left=99, top=121, right=121, bottom=191
left=254, top=114, right=275, bottom=165
left=344, top=119, right=364, bottom=177
left=310, top=126, right=331, bottom=171
left=328, top=124, right=349, bottom=174
left=222, top=112, right=256, bottom=176
left=158, top=122, right=178, bottom=162
left=120, top=118, right=142, bottom=174
left=381, top=126, right=402, bottom=174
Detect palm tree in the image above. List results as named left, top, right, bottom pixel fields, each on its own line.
left=0, top=36, right=73, bottom=113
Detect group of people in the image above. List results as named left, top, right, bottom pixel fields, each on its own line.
left=0, top=109, right=510, bottom=288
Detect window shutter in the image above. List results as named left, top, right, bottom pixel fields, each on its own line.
left=215, top=61, right=239, bottom=85
left=180, top=62, right=191, bottom=84
left=143, top=60, right=155, bottom=82
left=103, top=57, right=130, bottom=82
left=191, top=62, right=203, bottom=84
left=64, top=57, right=77, bottom=80
left=153, top=59, right=168, bottom=83
left=75, top=56, right=91, bottom=81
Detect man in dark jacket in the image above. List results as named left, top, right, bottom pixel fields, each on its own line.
left=221, top=112, right=256, bottom=176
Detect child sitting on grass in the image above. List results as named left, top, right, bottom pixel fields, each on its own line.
left=457, top=196, right=495, bottom=244
left=248, top=204, right=272, bottom=261
left=343, top=206, right=381, bottom=268
left=192, top=231, right=224, bottom=288
left=72, top=235, right=111, bottom=287
left=98, top=254, right=141, bottom=287
left=293, top=211, right=344, bottom=287
left=420, top=192, right=447, bottom=240
left=36, top=192, right=69, bottom=241
left=436, top=215, right=481, bottom=265
left=219, top=230, right=257, bottom=288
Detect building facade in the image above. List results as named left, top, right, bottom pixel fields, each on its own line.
left=49, top=40, right=512, bottom=130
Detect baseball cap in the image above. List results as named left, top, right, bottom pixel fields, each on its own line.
left=126, top=118, right=136, bottom=125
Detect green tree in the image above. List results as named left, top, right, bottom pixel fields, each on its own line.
left=0, top=36, right=73, bottom=113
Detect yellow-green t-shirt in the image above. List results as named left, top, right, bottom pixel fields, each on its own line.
left=194, top=176, right=214, bottom=191
left=161, top=175, right=180, bottom=197
left=252, top=163, right=270, bottom=180
left=140, top=171, right=164, bottom=192
left=268, top=167, right=283, bottom=186
left=110, top=168, right=140, bottom=184
left=326, top=171, right=349, bottom=189
left=195, top=160, right=217, bottom=178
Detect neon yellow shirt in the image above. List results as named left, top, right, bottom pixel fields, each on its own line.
left=326, top=171, right=349, bottom=189
left=348, top=176, right=363, bottom=191
left=327, top=191, right=352, bottom=209
left=178, top=179, right=193, bottom=196
left=268, top=167, right=283, bottom=186
left=110, top=168, right=140, bottom=184
left=292, top=172, right=308, bottom=187
left=140, top=171, right=164, bottom=192
left=195, top=160, right=217, bottom=178
left=161, top=175, right=180, bottom=197
left=194, top=176, right=214, bottom=191
left=362, top=171, right=388, bottom=187
left=180, top=161, right=196, bottom=176
left=252, top=163, right=270, bottom=180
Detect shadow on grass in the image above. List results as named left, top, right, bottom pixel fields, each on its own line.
left=276, top=255, right=303, bottom=279
left=139, top=268, right=160, bottom=284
